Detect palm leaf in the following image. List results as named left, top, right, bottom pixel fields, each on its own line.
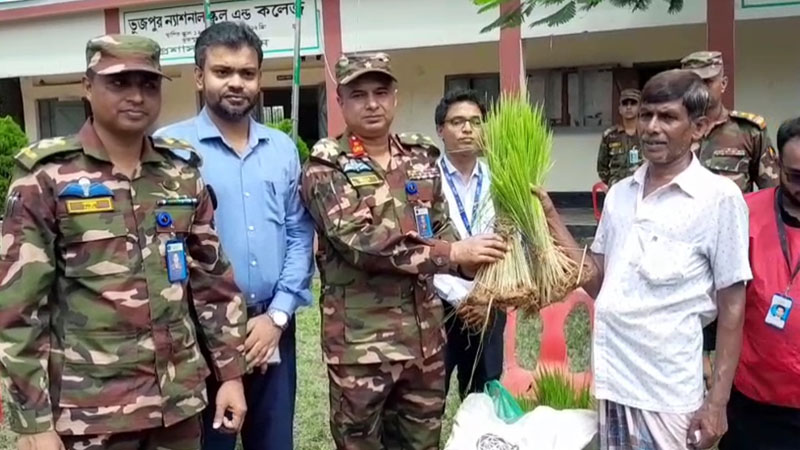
left=576, top=0, right=605, bottom=10
left=474, top=0, right=512, bottom=14
left=529, top=1, right=577, bottom=27
left=480, top=3, right=525, bottom=32
left=477, top=0, right=684, bottom=31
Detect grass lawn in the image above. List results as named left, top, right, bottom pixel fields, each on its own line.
left=0, top=284, right=593, bottom=450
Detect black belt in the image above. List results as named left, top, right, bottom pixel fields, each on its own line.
left=246, top=300, right=271, bottom=317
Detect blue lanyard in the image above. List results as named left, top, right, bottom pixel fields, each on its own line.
left=441, top=160, right=483, bottom=236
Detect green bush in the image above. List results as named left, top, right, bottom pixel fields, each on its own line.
left=0, top=116, right=28, bottom=215
left=266, top=119, right=310, bottom=163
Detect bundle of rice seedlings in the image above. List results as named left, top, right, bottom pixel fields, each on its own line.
left=457, top=91, right=581, bottom=327
left=516, top=368, right=594, bottom=412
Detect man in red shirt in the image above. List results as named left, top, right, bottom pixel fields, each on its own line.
left=719, top=117, right=800, bottom=450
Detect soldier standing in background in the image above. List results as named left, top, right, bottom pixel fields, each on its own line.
left=682, top=51, right=779, bottom=386
left=300, top=53, right=507, bottom=450
left=0, top=35, right=247, bottom=450
left=682, top=51, right=779, bottom=193
left=596, top=89, right=642, bottom=186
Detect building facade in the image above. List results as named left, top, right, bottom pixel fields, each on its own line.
left=1, top=0, right=799, bottom=193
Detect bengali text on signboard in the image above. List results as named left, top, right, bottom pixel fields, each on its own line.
left=122, top=0, right=321, bottom=63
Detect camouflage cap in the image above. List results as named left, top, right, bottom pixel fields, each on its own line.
left=620, top=89, right=641, bottom=102
left=86, top=34, right=170, bottom=79
left=335, top=52, right=397, bottom=86
left=681, top=51, right=723, bottom=79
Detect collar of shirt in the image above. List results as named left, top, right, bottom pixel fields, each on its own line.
left=703, top=108, right=731, bottom=138
left=195, top=107, right=270, bottom=156
left=78, top=120, right=166, bottom=171
left=441, top=153, right=481, bottom=179
left=630, top=153, right=705, bottom=199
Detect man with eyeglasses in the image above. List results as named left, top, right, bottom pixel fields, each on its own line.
left=432, top=89, right=504, bottom=400
left=597, top=89, right=643, bottom=187
left=718, top=116, right=800, bottom=450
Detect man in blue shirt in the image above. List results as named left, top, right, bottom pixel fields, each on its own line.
left=156, top=22, right=314, bottom=450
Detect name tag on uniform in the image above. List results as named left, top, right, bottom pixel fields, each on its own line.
left=66, top=197, right=114, bottom=214
left=166, top=240, right=189, bottom=283
left=765, top=294, right=792, bottom=330
left=349, top=173, right=383, bottom=187
left=414, top=206, right=433, bottom=238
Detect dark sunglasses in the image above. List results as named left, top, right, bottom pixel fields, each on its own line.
left=621, top=100, right=639, bottom=107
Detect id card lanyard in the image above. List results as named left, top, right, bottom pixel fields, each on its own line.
left=440, top=159, right=483, bottom=237
left=775, top=188, right=800, bottom=294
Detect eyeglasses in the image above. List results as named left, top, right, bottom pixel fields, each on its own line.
left=782, top=167, right=800, bottom=183
left=621, top=100, right=639, bottom=107
left=445, top=117, right=483, bottom=128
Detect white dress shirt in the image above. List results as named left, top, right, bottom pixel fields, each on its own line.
left=591, top=155, right=752, bottom=414
left=434, top=155, right=495, bottom=305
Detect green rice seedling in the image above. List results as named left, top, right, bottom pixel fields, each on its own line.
left=459, top=91, right=580, bottom=326
left=517, top=368, right=594, bottom=412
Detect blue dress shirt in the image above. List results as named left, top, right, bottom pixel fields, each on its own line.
left=156, top=108, right=314, bottom=315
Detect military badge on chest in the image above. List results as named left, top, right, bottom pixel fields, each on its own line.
left=59, top=177, right=115, bottom=214
left=342, top=158, right=382, bottom=187
left=342, top=135, right=383, bottom=187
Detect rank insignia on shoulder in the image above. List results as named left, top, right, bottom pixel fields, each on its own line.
left=407, top=168, right=439, bottom=180
left=66, top=197, right=114, bottom=214
left=349, top=173, right=383, bottom=187
left=342, top=159, right=373, bottom=174
left=59, top=177, right=114, bottom=199
left=731, top=110, right=767, bottom=130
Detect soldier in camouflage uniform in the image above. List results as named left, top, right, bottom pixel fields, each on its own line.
left=596, top=88, right=643, bottom=186
left=682, top=51, right=779, bottom=192
left=682, top=50, right=780, bottom=386
left=300, top=53, right=507, bottom=450
left=0, top=35, right=248, bottom=450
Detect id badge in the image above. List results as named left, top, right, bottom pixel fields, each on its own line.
left=166, top=239, right=189, bottom=283
left=765, top=294, right=793, bottom=330
left=629, top=148, right=640, bottom=165
left=414, top=206, right=434, bottom=238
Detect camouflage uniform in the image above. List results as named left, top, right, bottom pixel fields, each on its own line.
left=0, top=35, right=247, bottom=449
left=301, top=53, right=459, bottom=450
left=596, top=89, right=642, bottom=187
left=682, top=51, right=779, bottom=193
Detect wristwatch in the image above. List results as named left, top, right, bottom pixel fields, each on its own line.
left=267, top=309, right=289, bottom=331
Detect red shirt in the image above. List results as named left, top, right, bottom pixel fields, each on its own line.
left=735, top=187, right=800, bottom=408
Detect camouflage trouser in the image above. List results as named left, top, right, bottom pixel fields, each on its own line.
left=328, top=351, right=446, bottom=450
left=59, top=415, right=201, bottom=450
